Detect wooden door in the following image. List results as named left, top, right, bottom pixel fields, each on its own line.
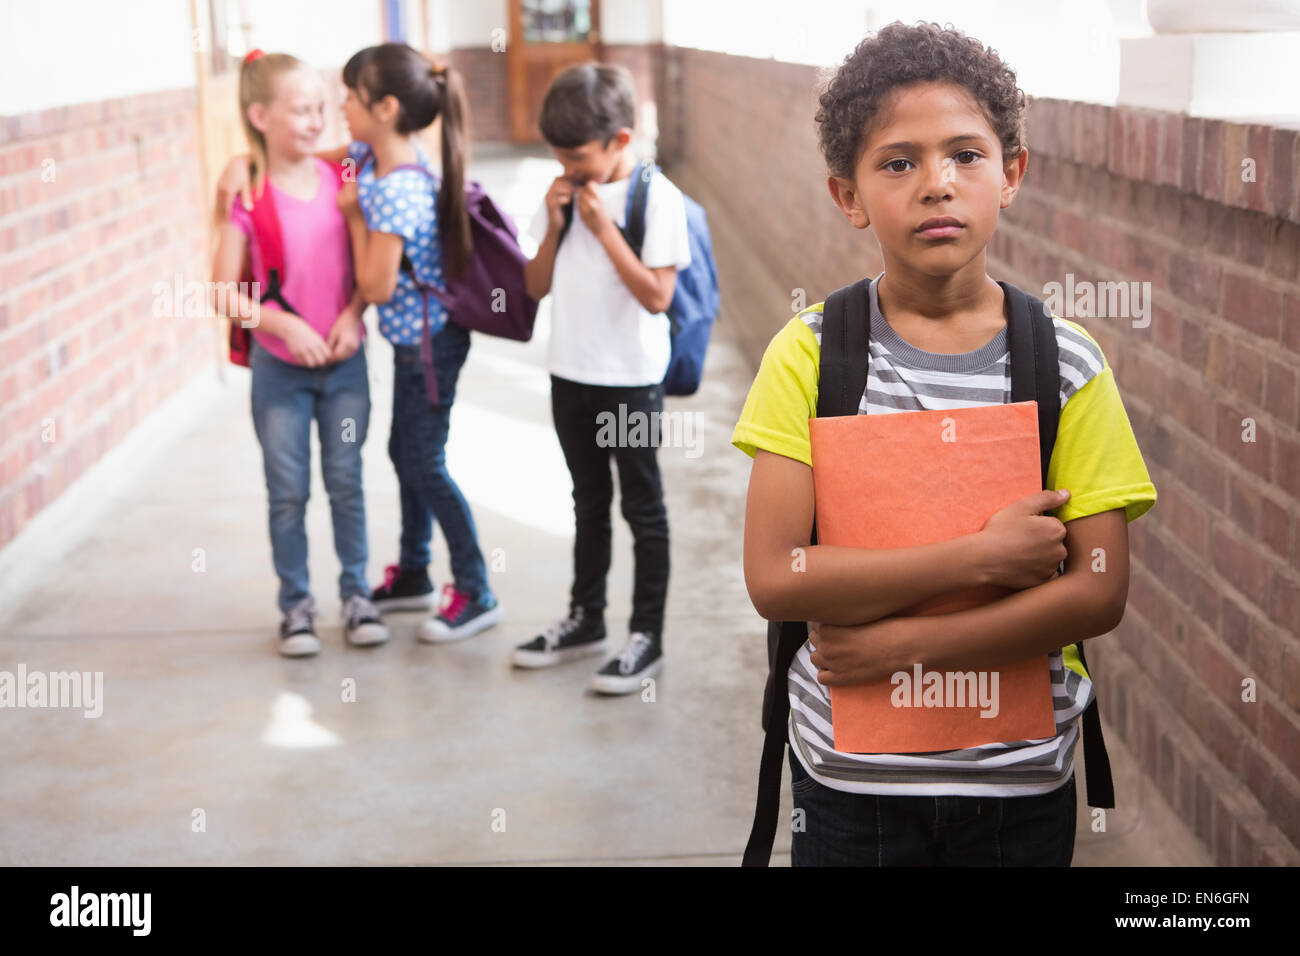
left=507, top=0, right=603, bottom=143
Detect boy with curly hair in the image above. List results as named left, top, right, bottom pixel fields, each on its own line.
left=732, top=22, right=1157, bottom=866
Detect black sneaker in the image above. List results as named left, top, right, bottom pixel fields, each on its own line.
left=278, top=596, right=321, bottom=658
left=510, top=607, right=607, bottom=668
left=370, top=563, right=435, bottom=612
left=591, top=632, right=663, bottom=695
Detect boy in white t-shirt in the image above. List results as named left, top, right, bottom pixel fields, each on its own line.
left=512, top=63, right=692, bottom=694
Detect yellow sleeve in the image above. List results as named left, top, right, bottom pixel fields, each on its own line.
left=730, top=315, right=823, bottom=466
left=1046, top=322, right=1157, bottom=524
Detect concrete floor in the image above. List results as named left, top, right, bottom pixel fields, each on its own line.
left=0, top=147, right=1211, bottom=866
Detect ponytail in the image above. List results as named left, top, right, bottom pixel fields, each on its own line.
left=432, top=61, right=472, bottom=280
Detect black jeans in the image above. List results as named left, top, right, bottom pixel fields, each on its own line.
left=789, top=746, right=1077, bottom=866
left=550, top=374, right=669, bottom=637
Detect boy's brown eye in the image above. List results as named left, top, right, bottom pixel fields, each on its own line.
left=886, top=159, right=911, bottom=173
left=955, top=150, right=978, bottom=164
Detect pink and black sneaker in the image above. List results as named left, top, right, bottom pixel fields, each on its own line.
left=418, top=584, right=503, bottom=643
left=369, top=563, right=436, bottom=612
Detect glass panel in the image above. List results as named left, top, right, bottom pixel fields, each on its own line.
left=521, top=0, right=592, bottom=44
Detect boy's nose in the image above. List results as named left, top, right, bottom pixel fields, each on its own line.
left=920, top=159, right=955, bottom=200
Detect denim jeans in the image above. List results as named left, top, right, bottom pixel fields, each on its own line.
left=249, top=338, right=371, bottom=611
left=789, top=745, right=1077, bottom=866
left=550, top=374, right=670, bottom=636
left=388, top=322, right=492, bottom=602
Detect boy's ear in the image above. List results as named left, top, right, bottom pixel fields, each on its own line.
left=1000, top=147, right=1029, bottom=209
left=827, top=175, right=870, bottom=230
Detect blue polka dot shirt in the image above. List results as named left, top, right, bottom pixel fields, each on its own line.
left=348, top=141, right=447, bottom=346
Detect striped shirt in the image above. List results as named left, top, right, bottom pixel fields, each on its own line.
left=731, top=273, right=1158, bottom=796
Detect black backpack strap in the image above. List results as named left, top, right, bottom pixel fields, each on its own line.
left=259, top=270, right=296, bottom=317
left=1002, top=281, right=1058, bottom=487
left=742, top=618, right=812, bottom=867
left=558, top=199, right=574, bottom=245
left=817, top=279, right=873, bottom=419
left=742, top=279, right=873, bottom=867
left=1002, top=282, right=1115, bottom=809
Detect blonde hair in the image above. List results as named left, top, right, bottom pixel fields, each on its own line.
left=238, top=52, right=308, bottom=197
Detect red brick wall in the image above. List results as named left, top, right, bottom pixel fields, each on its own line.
left=0, top=89, right=215, bottom=549
left=602, top=43, right=667, bottom=151
left=664, top=47, right=1300, bottom=865
left=448, top=46, right=510, bottom=144
left=1003, top=101, right=1300, bottom=867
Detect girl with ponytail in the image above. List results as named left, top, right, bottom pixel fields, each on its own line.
left=336, top=42, right=502, bottom=643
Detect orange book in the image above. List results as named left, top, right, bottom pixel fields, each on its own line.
left=808, top=401, right=1057, bottom=753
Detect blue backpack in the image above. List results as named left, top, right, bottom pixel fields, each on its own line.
left=560, top=159, right=720, bottom=395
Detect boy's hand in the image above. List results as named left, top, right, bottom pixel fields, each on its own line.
left=282, top=316, right=333, bottom=368
left=216, top=155, right=253, bottom=216
left=807, top=618, right=910, bottom=687
left=977, top=489, right=1071, bottom=590
left=574, top=180, right=611, bottom=238
left=326, top=309, right=362, bottom=363
left=336, top=182, right=362, bottom=219
left=545, top=176, right=576, bottom=232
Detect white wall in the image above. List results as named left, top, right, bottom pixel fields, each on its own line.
left=426, top=0, right=508, bottom=51
left=662, top=0, right=1153, bottom=106
left=233, top=1, right=383, bottom=67
left=0, top=0, right=385, bottom=116
left=425, top=0, right=661, bottom=51
left=1, top=0, right=195, bottom=114
left=603, top=0, right=663, bottom=43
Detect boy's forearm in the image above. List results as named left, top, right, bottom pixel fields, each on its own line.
left=596, top=223, right=670, bottom=313
left=896, top=570, right=1125, bottom=673
left=525, top=228, right=559, bottom=300
left=752, top=533, right=994, bottom=626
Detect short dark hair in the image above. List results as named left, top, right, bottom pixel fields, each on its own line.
left=538, top=63, right=636, bottom=148
left=816, top=21, right=1026, bottom=180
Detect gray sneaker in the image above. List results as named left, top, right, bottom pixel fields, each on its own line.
left=279, top=596, right=321, bottom=658
left=343, top=594, right=390, bottom=647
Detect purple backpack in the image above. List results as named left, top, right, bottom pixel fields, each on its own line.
left=360, top=151, right=538, bottom=404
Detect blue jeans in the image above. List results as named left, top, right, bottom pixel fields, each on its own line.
left=249, top=339, right=371, bottom=611
left=789, top=746, right=1077, bottom=866
left=388, top=323, right=492, bottom=602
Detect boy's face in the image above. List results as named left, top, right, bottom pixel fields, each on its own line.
left=549, top=128, right=632, bottom=185
left=829, top=81, right=1027, bottom=280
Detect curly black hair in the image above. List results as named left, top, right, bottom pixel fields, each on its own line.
left=816, top=21, right=1027, bottom=180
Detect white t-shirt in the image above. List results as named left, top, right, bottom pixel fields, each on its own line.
left=528, top=169, right=692, bottom=386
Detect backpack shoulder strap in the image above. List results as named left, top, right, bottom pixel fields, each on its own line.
left=817, top=278, right=873, bottom=418
left=742, top=277, right=874, bottom=867
left=623, top=159, right=654, bottom=258
left=248, top=178, right=294, bottom=315
left=557, top=159, right=656, bottom=252
left=1001, top=281, right=1058, bottom=487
